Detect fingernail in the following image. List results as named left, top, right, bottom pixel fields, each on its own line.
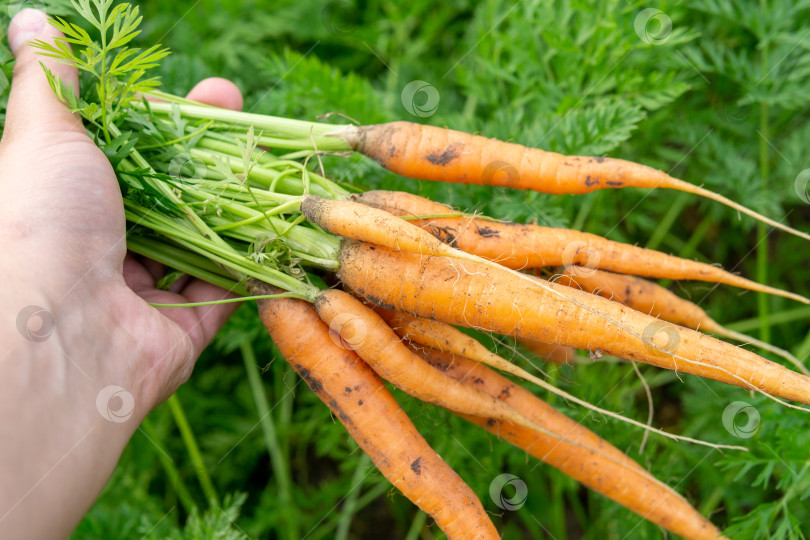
left=8, top=8, right=48, bottom=56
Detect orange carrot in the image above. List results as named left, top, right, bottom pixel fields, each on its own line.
left=377, top=306, right=573, bottom=369
left=334, top=121, right=809, bottom=241
left=252, top=283, right=499, bottom=540
left=556, top=268, right=718, bottom=329
left=557, top=268, right=808, bottom=374
left=380, top=307, right=744, bottom=450
left=301, top=196, right=810, bottom=403
left=420, top=347, right=726, bottom=540
left=302, top=194, right=462, bottom=263
left=314, top=288, right=543, bottom=432
left=336, top=239, right=810, bottom=406
left=374, top=306, right=566, bottom=378
left=354, top=189, right=808, bottom=304
left=517, top=338, right=576, bottom=365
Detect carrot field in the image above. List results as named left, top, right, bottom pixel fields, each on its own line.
left=2, top=1, right=809, bottom=538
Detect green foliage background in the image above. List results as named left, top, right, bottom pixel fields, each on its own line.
left=2, top=0, right=810, bottom=538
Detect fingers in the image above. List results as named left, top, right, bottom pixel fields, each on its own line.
left=141, top=257, right=166, bottom=282
left=3, top=9, right=83, bottom=142
left=139, top=281, right=239, bottom=364
left=186, top=77, right=243, bottom=111
left=129, top=78, right=242, bottom=352
left=125, top=76, right=242, bottom=378
left=178, top=280, right=241, bottom=353
left=123, top=253, right=239, bottom=360
left=122, top=253, right=160, bottom=291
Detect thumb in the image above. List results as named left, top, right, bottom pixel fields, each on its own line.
left=3, top=8, right=82, bottom=142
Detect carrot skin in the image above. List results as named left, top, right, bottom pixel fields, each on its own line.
left=341, top=122, right=667, bottom=194
left=303, top=194, right=465, bottom=261
left=354, top=189, right=807, bottom=303
left=337, top=240, right=810, bottom=404
left=314, top=288, right=539, bottom=431
left=376, top=306, right=576, bottom=367
left=517, top=338, right=575, bottom=365
left=556, top=269, right=718, bottom=331
left=420, top=347, right=725, bottom=540
left=557, top=269, right=810, bottom=374
left=339, top=122, right=810, bottom=241
left=252, top=284, right=499, bottom=540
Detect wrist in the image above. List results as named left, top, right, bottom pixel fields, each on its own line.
left=2, top=268, right=154, bottom=411
left=0, top=312, right=143, bottom=539
left=2, top=237, right=195, bottom=412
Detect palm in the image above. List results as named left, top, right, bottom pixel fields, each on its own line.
left=0, top=77, right=241, bottom=403
left=5, top=128, right=125, bottom=257
left=0, top=11, right=244, bottom=538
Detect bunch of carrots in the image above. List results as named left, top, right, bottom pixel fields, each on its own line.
left=34, top=2, right=810, bottom=537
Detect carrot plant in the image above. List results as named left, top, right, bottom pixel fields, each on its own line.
left=2, top=0, right=809, bottom=538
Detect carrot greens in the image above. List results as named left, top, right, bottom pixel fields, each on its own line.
left=32, top=0, right=351, bottom=301
left=11, top=1, right=810, bottom=538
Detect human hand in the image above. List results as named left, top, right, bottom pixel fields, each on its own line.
left=0, top=9, right=241, bottom=538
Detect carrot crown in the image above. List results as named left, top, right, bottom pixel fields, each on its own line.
left=34, top=0, right=357, bottom=301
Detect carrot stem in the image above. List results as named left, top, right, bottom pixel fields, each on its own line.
left=645, top=192, right=689, bottom=251
left=126, top=236, right=245, bottom=293
left=167, top=394, right=219, bottom=507
left=149, top=294, right=292, bottom=308
left=335, top=453, right=373, bottom=540
left=727, top=306, right=810, bottom=334
left=240, top=341, right=298, bottom=539
left=138, top=98, right=351, bottom=144
left=757, top=96, right=772, bottom=343
left=139, top=417, right=197, bottom=514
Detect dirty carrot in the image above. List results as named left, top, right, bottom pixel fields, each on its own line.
left=354, top=190, right=808, bottom=303
left=421, top=347, right=726, bottom=540
left=517, top=338, right=576, bottom=365
left=337, top=240, right=810, bottom=406
left=376, top=307, right=577, bottom=384
left=304, top=195, right=810, bottom=404
left=333, top=121, right=809, bottom=241
left=314, top=288, right=543, bottom=433
left=303, top=195, right=810, bottom=404
left=557, top=268, right=809, bottom=375
left=301, top=195, right=468, bottom=263
left=380, top=308, right=744, bottom=450
left=377, top=305, right=573, bottom=366
left=252, top=282, right=499, bottom=540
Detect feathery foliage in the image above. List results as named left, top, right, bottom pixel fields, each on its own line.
left=1, top=0, right=809, bottom=538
